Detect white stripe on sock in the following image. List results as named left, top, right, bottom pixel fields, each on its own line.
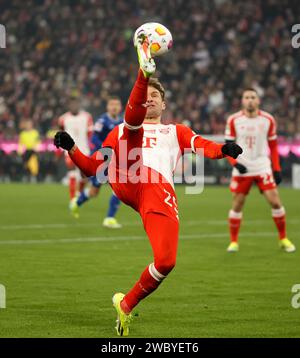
left=229, top=210, right=243, bottom=219
left=272, top=207, right=285, bottom=217
left=148, top=263, right=166, bottom=282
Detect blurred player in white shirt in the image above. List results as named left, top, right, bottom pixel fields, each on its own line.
left=58, top=93, right=93, bottom=206
left=225, top=88, right=296, bottom=253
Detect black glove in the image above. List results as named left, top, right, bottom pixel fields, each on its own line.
left=54, top=131, right=75, bottom=151
left=273, top=171, right=282, bottom=185
left=234, top=163, right=247, bottom=174
left=222, top=142, right=243, bottom=159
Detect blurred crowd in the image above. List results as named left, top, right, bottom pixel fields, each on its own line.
left=0, top=0, right=300, bottom=142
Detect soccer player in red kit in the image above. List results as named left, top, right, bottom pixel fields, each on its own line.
left=54, top=33, right=242, bottom=336
left=225, top=88, right=296, bottom=253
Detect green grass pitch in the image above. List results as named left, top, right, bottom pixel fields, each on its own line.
left=0, top=183, right=299, bottom=337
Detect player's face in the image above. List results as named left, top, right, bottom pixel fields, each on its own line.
left=145, top=86, right=166, bottom=119
left=107, top=99, right=122, bottom=118
left=69, top=99, right=80, bottom=114
left=242, top=91, right=260, bottom=112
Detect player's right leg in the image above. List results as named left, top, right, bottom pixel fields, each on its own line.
left=227, top=176, right=252, bottom=252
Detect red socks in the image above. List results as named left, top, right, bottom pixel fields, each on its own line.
left=228, top=210, right=242, bottom=243
left=272, top=207, right=286, bottom=239
left=228, top=207, right=287, bottom=242
left=121, top=264, right=164, bottom=314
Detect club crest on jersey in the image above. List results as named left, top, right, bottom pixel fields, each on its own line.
left=159, top=127, right=170, bottom=134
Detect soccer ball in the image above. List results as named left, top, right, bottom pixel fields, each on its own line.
left=134, top=22, right=173, bottom=57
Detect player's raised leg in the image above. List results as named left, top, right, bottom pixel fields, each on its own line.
left=134, top=30, right=156, bottom=78
left=263, top=188, right=296, bottom=252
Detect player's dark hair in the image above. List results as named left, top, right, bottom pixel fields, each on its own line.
left=148, top=78, right=165, bottom=101
left=242, top=88, right=258, bottom=95
left=107, top=95, right=121, bottom=102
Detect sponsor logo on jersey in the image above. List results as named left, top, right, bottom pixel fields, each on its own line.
left=144, top=129, right=156, bottom=134
left=159, top=128, right=170, bottom=134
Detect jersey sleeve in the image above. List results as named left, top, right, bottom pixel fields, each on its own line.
left=176, top=124, right=197, bottom=152
left=225, top=115, right=236, bottom=141
left=69, top=147, right=106, bottom=177
left=176, top=124, right=224, bottom=159
left=267, top=115, right=277, bottom=141
left=102, top=125, right=119, bottom=150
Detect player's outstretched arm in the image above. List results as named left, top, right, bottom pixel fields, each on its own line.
left=193, top=136, right=242, bottom=159
left=176, top=124, right=242, bottom=159
left=54, top=131, right=107, bottom=177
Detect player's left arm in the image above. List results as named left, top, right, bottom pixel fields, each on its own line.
left=176, top=124, right=242, bottom=159
left=54, top=131, right=113, bottom=177
left=268, top=116, right=282, bottom=184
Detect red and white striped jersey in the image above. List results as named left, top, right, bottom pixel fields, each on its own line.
left=225, top=110, right=277, bottom=176
left=59, top=111, right=93, bottom=155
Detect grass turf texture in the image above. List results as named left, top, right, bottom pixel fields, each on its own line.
left=0, top=183, right=299, bottom=338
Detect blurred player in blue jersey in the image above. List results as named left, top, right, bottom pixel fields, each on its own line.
left=69, top=96, right=123, bottom=228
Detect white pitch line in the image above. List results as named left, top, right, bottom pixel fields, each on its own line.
left=0, top=219, right=299, bottom=230
left=0, top=231, right=292, bottom=245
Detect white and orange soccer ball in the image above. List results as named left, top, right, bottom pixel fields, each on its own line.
left=134, top=22, right=173, bottom=57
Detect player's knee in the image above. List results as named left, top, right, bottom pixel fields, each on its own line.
left=155, top=256, right=176, bottom=276
left=271, top=202, right=282, bottom=210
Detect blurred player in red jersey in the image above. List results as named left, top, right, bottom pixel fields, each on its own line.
left=58, top=93, right=93, bottom=206
left=225, top=88, right=296, bottom=253
left=54, top=33, right=242, bottom=336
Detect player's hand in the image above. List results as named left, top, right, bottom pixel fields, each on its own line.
left=222, top=142, right=243, bottom=159
left=54, top=131, right=75, bottom=151
left=273, top=171, right=282, bottom=185
left=234, top=163, right=247, bottom=174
